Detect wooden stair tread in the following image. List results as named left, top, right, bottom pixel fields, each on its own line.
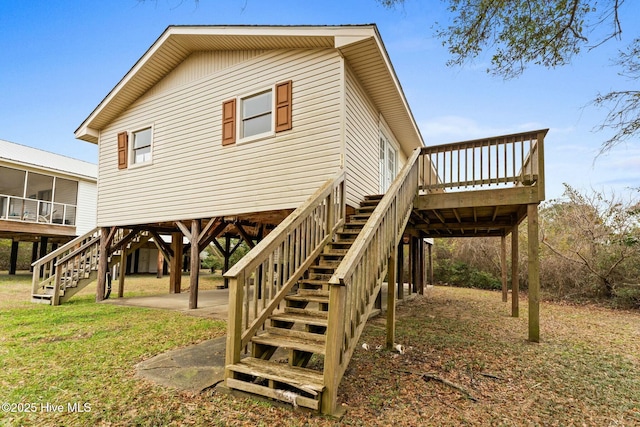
left=252, top=332, right=326, bottom=355
left=285, top=294, right=329, bottom=304
left=270, top=312, right=328, bottom=327
left=266, top=326, right=326, bottom=342
left=228, top=357, right=325, bottom=393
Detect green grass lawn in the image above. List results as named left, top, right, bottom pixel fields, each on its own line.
left=1, top=273, right=639, bottom=426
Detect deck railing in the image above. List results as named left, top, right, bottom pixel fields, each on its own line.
left=418, top=129, right=547, bottom=195
left=224, top=171, right=346, bottom=367
left=0, top=194, right=77, bottom=226
left=323, top=148, right=421, bottom=414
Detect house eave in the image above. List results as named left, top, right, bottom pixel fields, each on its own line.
left=75, top=24, right=424, bottom=150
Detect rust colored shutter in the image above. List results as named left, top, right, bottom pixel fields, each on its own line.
left=275, top=80, right=292, bottom=132
left=117, top=131, right=128, bottom=169
left=222, top=99, right=236, bottom=146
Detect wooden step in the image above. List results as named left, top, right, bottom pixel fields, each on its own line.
left=284, top=307, right=328, bottom=318
left=252, top=332, right=326, bottom=355
left=266, top=326, right=326, bottom=342
left=364, top=194, right=384, bottom=201
left=299, top=279, right=328, bottom=288
left=226, top=357, right=324, bottom=410
left=285, top=294, right=329, bottom=304
left=297, top=289, right=330, bottom=298
left=31, top=294, right=53, bottom=304
left=270, top=311, right=329, bottom=328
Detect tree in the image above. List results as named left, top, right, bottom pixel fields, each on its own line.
left=379, top=0, right=639, bottom=153
left=540, top=184, right=640, bottom=299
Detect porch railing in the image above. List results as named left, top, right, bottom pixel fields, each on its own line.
left=0, top=194, right=77, bottom=226
left=418, top=129, right=547, bottom=196
left=224, top=171, right=346, bottom=367
left=323, top=147, right=421, bottom=413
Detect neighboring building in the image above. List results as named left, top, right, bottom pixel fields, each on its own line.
left=0, top=139, right=97, bottom=273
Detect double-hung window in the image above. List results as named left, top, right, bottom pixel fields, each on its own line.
left=221, top=80, right=292, bottom=146
left=132, top=127, right=152, bottom=164
left=116, top=125, right=153, bottom=170
left=241, top=90, right=273, bottom=139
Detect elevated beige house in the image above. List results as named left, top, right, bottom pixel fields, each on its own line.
left=0, top=139, right=97, bottom=274
left=32, top=25, right=547, bottom=414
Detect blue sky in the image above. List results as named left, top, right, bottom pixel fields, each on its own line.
left=1, top=0, right=639, bottom=200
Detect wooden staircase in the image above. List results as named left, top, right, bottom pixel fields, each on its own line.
left=31, top=228, right=150, bottom=305
left=223, top=160, right=419, bottom=414
left=226, top=195, right=382, bottom=410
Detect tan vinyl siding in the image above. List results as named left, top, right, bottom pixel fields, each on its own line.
left=344, top=65, right=380, bottom=207
left=142, top=50, right=265, bottom=100
left=344, top=66, right=410, bottom=207
left=97, top=49, right=342, bottom=226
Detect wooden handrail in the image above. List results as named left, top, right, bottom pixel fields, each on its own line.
left=31, top=227, right=99, bottom=267
left=55, top=236, right=101, bottom=266
left=225, top=170, right=346, bottom=279
left=225, top=171, right=346, bottom=368
left=322, top=148, right=420, bottom=414
left=420, top=129, right=548, bottom=192
left=329, top=148, right=420, bottom=286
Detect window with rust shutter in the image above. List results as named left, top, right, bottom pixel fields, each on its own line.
left=117, top=131, right=128, bottom=169
left=275, top=80, right=292, bottom=132
left=222, top=99, right=236, bottom=146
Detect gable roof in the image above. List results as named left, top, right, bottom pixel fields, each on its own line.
left=75, top=24, right=424, bottom=150
left=0, top=138, right=97, bottom=180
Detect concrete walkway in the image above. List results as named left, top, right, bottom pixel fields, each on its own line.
left=104, top=288, right=231, bottom=320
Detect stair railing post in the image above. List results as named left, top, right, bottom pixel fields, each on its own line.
left=326, top=185, right=334, bottom=238
left=52, top=263, right=62, bottom=306
left=225, top=272, right=245, bottom=371
left=322, top=280, right=346, bottom=415
left=96, top=227, right=109, bottom=302
left=386, top=247, right=397, bottom=349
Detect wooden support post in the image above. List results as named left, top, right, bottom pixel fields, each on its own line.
left=156, top=251, right=164, bottom=278
left=9, top=240, right=19, bottom=275
left=223, top=235, right=231, bottom=289
left=118, top=246, right=127, bottom=298
left=386, top=248, right=397, bottom=349
left=412, top=237, right=419, bottom=293
left=189, top=219, right=200, bottom=309
left=418, top=239, right=425, bottom=294
left=96, top=227, right=109, bottom=302
left=428, top=242, right=433, bottom=286
left=397, top=240, right=404, bottom=299
left=527, top=204, right=540, bottom=342
left=30, top=241, right=38, bottom=272
left=511, top=224, right=519, bottom=317
left=39, top=236, right=48, bottom=278
left=501, top=234, right=507, bottom=302
left=170, top=231, right=182, bottom=294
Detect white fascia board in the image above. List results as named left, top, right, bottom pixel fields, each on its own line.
left=74, top=27, right=176, bottom=138
left=75, top=126, right=99, bottom=144
left=370, top=28, right=425, bottom=148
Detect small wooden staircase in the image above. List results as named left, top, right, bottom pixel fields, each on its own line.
left=225, top=195, right=383, bottom=410
left=31, top=228, right=151, bottom=305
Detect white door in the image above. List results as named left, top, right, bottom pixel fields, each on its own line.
left=379, top=133, right=397, bottom=193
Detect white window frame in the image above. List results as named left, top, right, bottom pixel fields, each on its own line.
left=237, top=86, right=275, bottom=144
left=379, top=131, right=398, bottom=193
left=129, top=125, right=154, bottom=167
